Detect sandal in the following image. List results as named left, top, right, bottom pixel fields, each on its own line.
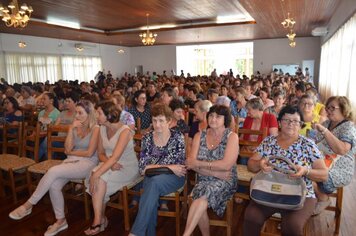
left=84, top=224, right=102, bottom=236
left=84, top=217, right=108, bottom=236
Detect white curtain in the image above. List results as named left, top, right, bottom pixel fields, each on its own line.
left=5, top=53, right=101, bottom=84
left=319, top=13, right=356, bottom=110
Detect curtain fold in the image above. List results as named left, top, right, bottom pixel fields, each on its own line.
left=319, top=13, right=356, bottom=111
left=5, top=53, right=101, bottom=84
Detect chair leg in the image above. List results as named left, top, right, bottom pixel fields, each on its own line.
left=226, top=199, right=233, bottom=236
left=122, top=187, right=131, bottom=231
left=175, top=193, right=180, bottom=236
left=9, top=169, right=17, bottom=204
left=334, top=188, right=343, bottom=235
left=0, top=171, right=5, bottom=198
left=84, top=191, right=90, bottom=220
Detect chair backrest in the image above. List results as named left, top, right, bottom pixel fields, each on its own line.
left=237, top=127, right=268, bottom=157
left=47, top=124, right=69, bottom=160
left=2, top=122, right=23, bottom=155
left=22, top=122, right=41, bottom=162
left=136, top=117, right=142, bottom=134
left=22, top=108, right=38, bottom=127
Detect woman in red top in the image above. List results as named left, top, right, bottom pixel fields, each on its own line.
left=242, top=97, right=278, bottom=143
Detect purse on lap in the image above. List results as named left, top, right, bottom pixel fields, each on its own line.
left=145, top=167, right=174, bottom=177
left=250, top=156, right=307, bottom=210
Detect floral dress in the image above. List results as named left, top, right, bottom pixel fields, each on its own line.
left=191, top=129, right=237, bottom=217
left=315, top=120, right=356, bottom=192
left=256, top=135, right=323, bottom=198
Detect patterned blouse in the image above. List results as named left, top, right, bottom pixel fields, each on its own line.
left=138, top=129, right=185, bottom=175
left=128, top=105, right=151, bottom=130
left=256, top=135, right=323, bottom=198
left=120, top=110, right=135, bottom=127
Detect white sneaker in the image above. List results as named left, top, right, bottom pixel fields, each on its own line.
left=44, top=221, right=68, bottom=236
left=9, top=205, right=32, bottom=220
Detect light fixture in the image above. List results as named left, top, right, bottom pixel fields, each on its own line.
left=75, top=43, right=84, bottom=52
left=117, top=49, right=125, bottom=54
left=286, top=30, right=296, bottom=41
left=289, top=40, right=296, bottom=48
left=18, top=41, right=26, bottom=48
left=46, top=17, right=80, bottom=29
left=281, top=12, right=295, bottom=29
left=0, top=0, right=33, bottom=28
left=139, top=13, right=157, bottom=46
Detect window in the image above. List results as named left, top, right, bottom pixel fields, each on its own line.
left=5, top=53, right=102, bottom=84
left=319, top=13, right=356, bottom=110
left=177, top=42, right=253, bottom=76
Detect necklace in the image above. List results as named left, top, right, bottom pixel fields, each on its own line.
left=208, top=129, right=225, bottom=148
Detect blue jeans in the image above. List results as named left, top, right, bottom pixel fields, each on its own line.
left=38, top=138, right=65, bottom=161
left=131, top=174, right=185, bottom=236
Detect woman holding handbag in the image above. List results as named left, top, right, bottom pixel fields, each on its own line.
left=313, top=96, right=356, bottom=215
left=244, top=105, right=328, bottom=236
left=129, top=103, right=186, bottom=236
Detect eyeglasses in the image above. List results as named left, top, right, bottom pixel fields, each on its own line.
left=281, top=118, right=304, bottom=126
left=326, top=106, right=340, bottom=112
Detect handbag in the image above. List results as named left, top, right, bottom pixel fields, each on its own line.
left=250, top=156, right=307, bottom=210
left=145, top=167, right=174, bottom=177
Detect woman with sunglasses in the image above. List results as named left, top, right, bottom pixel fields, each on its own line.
left=312, top=96, right=356, bottom=215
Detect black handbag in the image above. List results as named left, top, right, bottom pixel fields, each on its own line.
left=145, top=167, right=174, bottom=177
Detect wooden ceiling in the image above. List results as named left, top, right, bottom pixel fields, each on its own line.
left=0, top=0, right=340, bottom=47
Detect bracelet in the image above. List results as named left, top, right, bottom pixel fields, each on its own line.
left=305, top=167, right=311, bottom=177
left=321, top=128, right=328, bottom=135
left=208, top=162, right=212, bottom=171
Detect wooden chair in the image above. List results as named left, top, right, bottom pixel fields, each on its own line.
left=0, top=122, right=35, bottom=203
left=326, top=187, right=343, bottom=235
left=234, top=127, right=268, bottom=200
left=106, top=177, right=144, bottom=231
left=158, top=179, right=188, bottom=236
left=26, top=124, right=65, bottom=193
left=22, top=122, right=41, bottom=162
left=260, top=213, right=308, bottom=236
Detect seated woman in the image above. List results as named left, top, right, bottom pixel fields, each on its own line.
left=243, top=106, right=328, bottom=236
left=111, top=93, right=135, bottom=130
left=85, top=101, right=139, bottom=235
left=1, top=97, right=23, bottom=125
left=313, top=96, right=356, bottom=215
left=264, top=90, right=286, bottom=118
left=38, top=92, right=79, bottom=161
left=188, top=100, right=213, bottom=148
left=9, top=100, right=99, bottom=236
left=298, top=94, right=327, bottom=139
left=129, top=103, right=186, bottom=236
left=19, top=86, right=36, bottom=111
left=183, top=105, right=239, bottom=236
left=38, top=92, right=61, bottom=131
left=231, top=87, right=248, bottom=127
left=239, top=98, right=278, bottom=165
left=169, top=98, right=190, bottom=135
left=128, top=90, right=151, bottom=133
left=259, top=87, right=274, bottom=110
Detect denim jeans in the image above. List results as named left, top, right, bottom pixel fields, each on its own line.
left=131, top=174, right=185, bottom=236
left=38, top=137, right=65, bottom=161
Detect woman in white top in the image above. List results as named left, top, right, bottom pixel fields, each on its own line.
left=85, top=101, right=139, bottom=235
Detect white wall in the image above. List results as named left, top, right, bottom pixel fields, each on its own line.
left=322, top=0, right=356, bottom=44
left=253, top=37, right=321, bottom=83
left=0, top=33, right=131, bottom=79
left=130, top=45, right=176, bottom=75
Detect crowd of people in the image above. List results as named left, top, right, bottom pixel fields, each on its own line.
left=1, top=68, right=355, bottom=236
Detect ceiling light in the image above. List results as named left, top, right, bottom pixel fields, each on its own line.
left=117, top=49, right=125, bottom=54
left=281, top=12, right=295, bottom=29
left=0, top=0, right=33, bottom=28
left=286, top=30, right=296, bottom=40
left=75, top=43, right=84, bottom=51
left=18, top=41, right=26, bottom=48
left=47, top=17, right=80, bottom=29
left=289, top=40, right=296, bottom=48
left=139, top=13, right=157, bottom=46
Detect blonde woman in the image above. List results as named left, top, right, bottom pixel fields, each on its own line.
left=9, top=100, right=99, bottom=236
